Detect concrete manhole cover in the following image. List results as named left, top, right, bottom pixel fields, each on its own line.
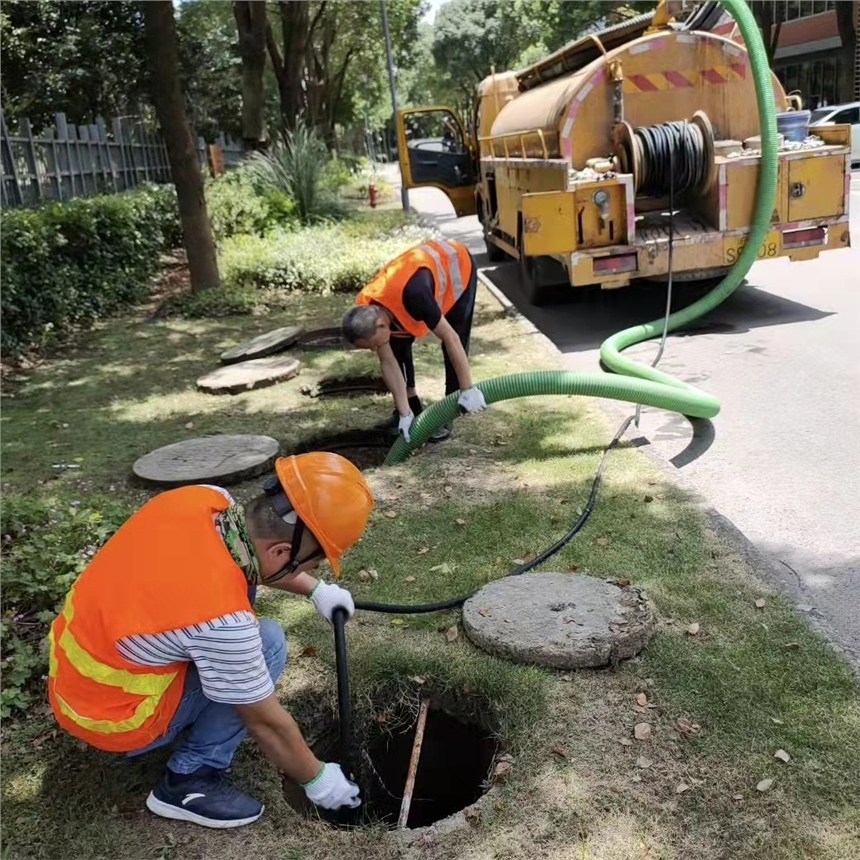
left=462, top=572, right=656, bottom=669
left=197, top=356, right=301, bottom=394
left=219, top=325, right=303, bottom=365
left=132, top=434, right=279, bottom=488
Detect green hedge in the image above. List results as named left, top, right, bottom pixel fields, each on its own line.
left=0, top=185, right=179, bottom=356
left=0, top=495, right=129, bottom=717
left=220, top=212, right=435, bottom=296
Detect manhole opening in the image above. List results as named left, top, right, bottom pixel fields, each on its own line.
left=283, top=690, right=501, bottom=831
left=308, top=374, right=388, bottom=398
left=298, top=327, right=353, bottom=350
left=293, top=429, right=391, bottom=470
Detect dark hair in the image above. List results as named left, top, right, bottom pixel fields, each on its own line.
left=245, top=495, right=296, bottom=541
left=342, top=305, right=383, bottom=345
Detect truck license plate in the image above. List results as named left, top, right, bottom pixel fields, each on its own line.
left=723, top=231, right=781, bottom=265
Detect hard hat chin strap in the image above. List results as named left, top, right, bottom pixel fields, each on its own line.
left=261, top=476, right=321, bottom=584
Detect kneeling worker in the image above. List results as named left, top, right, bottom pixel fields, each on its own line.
left=342, top=239, right=487, bottom=442
left=48, top=453, right=373, bottom=829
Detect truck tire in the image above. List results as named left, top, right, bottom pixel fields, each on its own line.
left=520, top=253, right=567, bottom=306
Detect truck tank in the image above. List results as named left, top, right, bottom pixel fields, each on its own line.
left=487, top=30, right=788, bottom=170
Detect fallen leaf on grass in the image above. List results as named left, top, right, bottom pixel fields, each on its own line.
left=756, top=778, right=774, bottom=792
left=357, top=570, right=370, bottom=581
left=619, top=738, right=634, bottom=747
left=755, top=598, right=767, bottom=609
left=455, top=518, right=468, bottom=526
left=493, top=753, right=515, bottom=780
left=298, top=646, right=318, bottom=658
left=444, top=485, right=453, bottom=493
left=635, top=756, right=653, bottom=769
left=390, top=618, right=406, bottom=627
left=383, top=510, right=397, bottom=519
left=445, top=626, right=459, bottom=642
left=774, top=749, right=790, bottom=763
left=674, top=718, right=701, bottom=736
left=732, top=793, right=744, bottom=800
left=417, top=547, right=430, bottom=555
left=610, top=577, right=631, bottom=587
left=686, top=622, right=702, bottom=636
left=783, top=642, right=801, bottom=650
left=405, top=576, right=416, bottom=582
left=410, top=676, right=426, bottom=685
left=635, top=693, right=649, bottom=707
left=675, top=783, right=690, bottom=794
left=429, top=562, right=454, bottom=575
left=368, top=568, right=379, bottom=580
left=596, top=536, right=610, bottom=546
left=551, top=747, right=570, bottom=760
left=184, top=422, right=194, bottom=430
left=770, top=717, right=784, bottom=725
left=634, top=723, right=652, bottom=741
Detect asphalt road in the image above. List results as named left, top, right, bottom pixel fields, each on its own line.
left=396, top=169, right=860, bottom=665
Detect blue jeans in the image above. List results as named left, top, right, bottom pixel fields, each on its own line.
left=127, top=616, right=287, bottom=774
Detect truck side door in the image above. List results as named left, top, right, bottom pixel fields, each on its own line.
left=396, top=107, right=477, bottom=217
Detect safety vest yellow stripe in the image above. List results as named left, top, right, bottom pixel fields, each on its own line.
left=419, top=241, right=465, bottom=308
left=418, top=242, right=449, bottom=304
left=49, top=588, right=178, bottom=734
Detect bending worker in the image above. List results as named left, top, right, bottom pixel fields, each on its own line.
left=48, top=453, right=372, bottom=829
left=341, top=238, right=487, bottom=442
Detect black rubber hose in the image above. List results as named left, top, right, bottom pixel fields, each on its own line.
left=332, top=608, right=354, bottom=773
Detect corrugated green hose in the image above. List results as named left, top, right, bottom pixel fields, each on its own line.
left=385, top=0, right=777, bottom=467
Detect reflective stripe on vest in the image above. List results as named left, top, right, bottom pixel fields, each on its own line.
left=48, top=586, right=178, bottom=735
left=418, top=241, right=466, bottom=309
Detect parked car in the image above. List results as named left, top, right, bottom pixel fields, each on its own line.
left=809, top=102, right=860, bottom=167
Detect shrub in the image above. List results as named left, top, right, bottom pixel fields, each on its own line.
left=0, top=495, right=129, bottom=717
left=220, top=216, right=436, bottom=296
left=320, top=156, right=356, bottom=194
left=205, top=169, right=271, bottom=241
left=0, top=186, right=179, bottom=357
left=244, top=121, right=338, bottom=222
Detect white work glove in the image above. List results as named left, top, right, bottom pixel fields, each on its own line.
left=398, top=411, right=415, bottom=443
left=457, top=386, right=487, bottom=414
left=310, top=582, right=355, bottom=622
left=302, top=762, right=361, bottom=810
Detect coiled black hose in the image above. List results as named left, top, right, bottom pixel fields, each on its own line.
left=634, top=120, right=707, bottom=197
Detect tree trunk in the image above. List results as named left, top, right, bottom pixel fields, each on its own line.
left=232, top=0, right=268, bottom=148
left=143, top=1, right=220, bottom=293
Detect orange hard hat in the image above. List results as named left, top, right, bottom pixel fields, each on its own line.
left=273, top=452, right=374, bottom=576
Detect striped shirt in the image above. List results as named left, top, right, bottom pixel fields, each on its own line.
left=115, top=487, right=273, bottom=706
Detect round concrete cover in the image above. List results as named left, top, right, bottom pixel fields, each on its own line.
left=197, top=356, right=301, bottom=395
left=462, top=572, right=656, bottom=669
left=133, top=434, right=279, bottom=488
left=219, top=325, right=303, bottom=365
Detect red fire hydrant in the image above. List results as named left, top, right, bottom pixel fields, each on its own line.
left=368, top=182, right=378, bottom=209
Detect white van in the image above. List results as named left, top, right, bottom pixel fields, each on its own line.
left=810, top=102, right=860, bottom=167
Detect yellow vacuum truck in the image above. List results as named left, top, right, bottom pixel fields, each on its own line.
left=395, top=1, right=852, bottom=304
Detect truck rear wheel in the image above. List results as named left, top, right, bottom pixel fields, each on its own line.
left=520, top=253, right=567, bottom=306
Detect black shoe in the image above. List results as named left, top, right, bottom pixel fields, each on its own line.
left=146, top=766, right=263, bottom=829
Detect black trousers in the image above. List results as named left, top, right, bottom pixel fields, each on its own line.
left=389, top=264, right=477, bottom=396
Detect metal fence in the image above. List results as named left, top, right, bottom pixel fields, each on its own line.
left=0, top=112, right=244, bottom=208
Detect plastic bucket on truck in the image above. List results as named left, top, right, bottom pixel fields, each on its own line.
left=776, top=110, right=811, bottom=143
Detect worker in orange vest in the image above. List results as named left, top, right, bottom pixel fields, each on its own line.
left=47, top=453, right=373, bottom=829
left=341, top=239, right=487, bottom=443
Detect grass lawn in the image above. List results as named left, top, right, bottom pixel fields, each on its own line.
left=2, top=243, right=859, bottom=859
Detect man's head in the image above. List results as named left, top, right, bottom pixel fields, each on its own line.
left=342, top=305, right=390, bottom=350
left=245, top=494, right=325, bottom=581
left=247, top=453, right=375, bottom=583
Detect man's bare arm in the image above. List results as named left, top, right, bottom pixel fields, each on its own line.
left=235, top=694, right=322, bottom=784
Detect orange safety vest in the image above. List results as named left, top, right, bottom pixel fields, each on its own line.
left=356, top=239, right=473, bottom=338
left=47, top=486, right=252, bottom=753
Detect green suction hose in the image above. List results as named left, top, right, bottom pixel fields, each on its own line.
left=385, top=0, right=777, bottom=467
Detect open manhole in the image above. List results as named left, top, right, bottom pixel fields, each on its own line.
left=294, top=428, right=392, bottom=470
left=283, top=692, right=501, bottom=832
left=302, top=374, right=388, bottom=399
left=297, top=327, right=354, bottom=350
